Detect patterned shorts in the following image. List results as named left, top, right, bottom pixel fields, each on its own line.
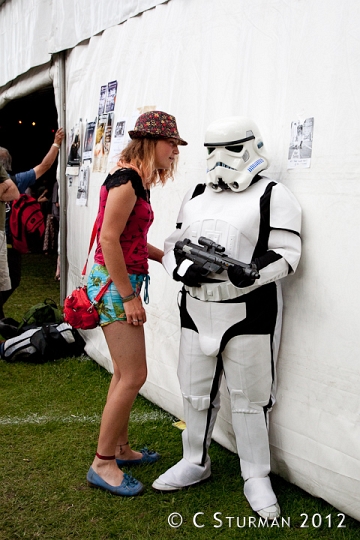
left=87, top=264, right=147, bottom=326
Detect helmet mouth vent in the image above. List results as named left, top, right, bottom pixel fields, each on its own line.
left=218, top=178, right=230, bottom=190
left=208, top=162, right=237, bottom=173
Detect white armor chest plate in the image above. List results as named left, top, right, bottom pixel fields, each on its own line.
left=179, top=180, right=270, bottom=264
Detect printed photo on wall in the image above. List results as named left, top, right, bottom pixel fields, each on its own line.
left=98, top=85, right=107, bottom=117
left=93, top=113, right=114, bottom=173
left=76, top=164, right=90, bottom=206
left=83, top=120, right=96, bottom=162
left=102, top=112, right=114, bottom=171
left=108, top=118, right=127, bottom=165
left=287, top=117, right=314, bottom=169
left=67, top=122, right=82, bottom=166
left=105, top=80, right=118, bottom=113
left=92, top=115, right=106, bottom=172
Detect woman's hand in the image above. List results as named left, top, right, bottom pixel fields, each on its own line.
left=123, top=296, right=147, bottom=325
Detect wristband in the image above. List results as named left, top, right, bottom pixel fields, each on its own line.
left=121, top=291, right=138, bottom=303
left=52, top=143, right=60, bottom=149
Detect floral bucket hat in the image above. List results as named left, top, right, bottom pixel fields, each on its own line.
left=128, top=111, right=188, bottom=146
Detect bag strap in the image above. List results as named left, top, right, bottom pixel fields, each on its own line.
left=82, top=220, right=98, bottom=276
left=93, top=278, right=112, bottom=304
left=82, top=219, right=142, bottom=302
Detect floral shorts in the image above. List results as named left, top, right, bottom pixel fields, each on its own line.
left=87, top=264, right=148, bottom=326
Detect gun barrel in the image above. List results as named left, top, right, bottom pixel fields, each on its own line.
left=242, top=266, right=260, bottom=279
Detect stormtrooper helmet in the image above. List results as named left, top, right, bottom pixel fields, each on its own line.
left=204, top=116, right=270, bottom=192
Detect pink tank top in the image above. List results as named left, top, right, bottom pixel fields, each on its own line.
left=94, top=168, right=154, bottom=274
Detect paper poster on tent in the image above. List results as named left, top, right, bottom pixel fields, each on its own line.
left=108, top=118, right=127, bottom=165
left=67, top=122, right=82, bottom=167
left=98, top=85, right=107, bottom=117
left=93, top=113, right=114, bottom=173
left=83, top=120, right=96, bottom=162
left=287, top=117, right=314, bottom=169
left=93, top=115, right=106, bottom=172
left=105, top=80, right=117, bottom=113
left=108, top=107, right=156, bottom=165
left=102, top=112, right=114, bottom=171
left=76, top=164, right=90, bottom=206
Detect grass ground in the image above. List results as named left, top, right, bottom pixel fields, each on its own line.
left=0, top=254, right=359, bottom=539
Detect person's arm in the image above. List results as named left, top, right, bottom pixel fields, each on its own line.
left=147, top=243, right=164, bottom=263
left=0, top=178, right=20, bottom=201
left=228, top=183, right=302, bottom=291
left=100, top=181, right=147, bottom=324
left=33, top=128, right=64, bottom=179
left=37, top=189, right=49, bottom=203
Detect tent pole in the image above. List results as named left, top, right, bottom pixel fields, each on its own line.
left=57, top=51, right=67, bottom=305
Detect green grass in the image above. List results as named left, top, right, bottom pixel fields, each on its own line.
left=1, top=253, right=60, bottom=324
left=0, top=254, right=359, bottom=539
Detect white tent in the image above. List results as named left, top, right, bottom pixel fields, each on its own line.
left=1, top=0, right=360, bottom=521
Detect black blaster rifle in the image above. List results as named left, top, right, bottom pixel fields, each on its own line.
left=174, top=237, right=260, bottom=280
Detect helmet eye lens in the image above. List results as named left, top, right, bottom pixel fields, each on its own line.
left=225, top=144, right=243, bottom=153
left=207, top=144, right=244, bottom=154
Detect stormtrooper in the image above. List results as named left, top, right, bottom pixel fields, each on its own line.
left=152, top=117, right=302, bottom=519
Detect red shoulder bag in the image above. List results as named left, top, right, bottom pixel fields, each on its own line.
left=63, top=221, right=111, bottom=329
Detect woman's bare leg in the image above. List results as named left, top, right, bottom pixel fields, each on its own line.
left=90, top=321, right=147, bottom=486
left=106, top=356, right=144, bottom=461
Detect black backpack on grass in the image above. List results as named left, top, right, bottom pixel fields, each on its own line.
left=0, top=298, right=84, bottom=363
left=0, top=322, right=85, bottom=363
left=0, top=298, right=63, bottom=340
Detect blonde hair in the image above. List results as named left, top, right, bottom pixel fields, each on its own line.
left=119, top=138, right=177, bottom=188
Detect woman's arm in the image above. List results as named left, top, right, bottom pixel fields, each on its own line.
left=33, top=128, right=64, bottom=179
left=100, top=180, right=146, bottom=324
left=147, top=243, right=164, bottom=263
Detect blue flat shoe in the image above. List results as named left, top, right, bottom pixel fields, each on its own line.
left=116, top=448, right=160, bottom=467
left=86, top=467, right=144, bottom=496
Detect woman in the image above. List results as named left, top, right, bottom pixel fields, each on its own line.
left=86, top=111, right=187, bottom=496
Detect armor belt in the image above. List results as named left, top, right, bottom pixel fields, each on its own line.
left=185, top=280, right=245, bottom=302
left=185, top=266, right=288, bottom=302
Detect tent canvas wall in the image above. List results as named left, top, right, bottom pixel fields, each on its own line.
left=1, top=0, right=360, bottom=522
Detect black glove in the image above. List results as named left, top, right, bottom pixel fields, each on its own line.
left=173, top=263, right=209, bottom=287
left=228, top=263, right=257, bottom=288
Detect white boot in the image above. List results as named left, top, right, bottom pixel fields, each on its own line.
left=257, top=503, right=281, bottom=520
left=244, top=477, right=280, bottom=519
left=152, top=457, right=211, bottom=492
